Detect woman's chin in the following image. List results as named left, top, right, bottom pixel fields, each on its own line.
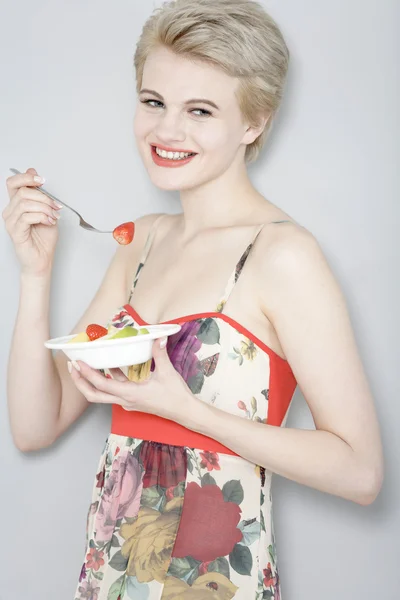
left=148, top=177, right=184, bottom=191
left=146, top=170, right=200, bottom=192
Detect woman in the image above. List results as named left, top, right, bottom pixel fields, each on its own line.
left=3, top=0, right=383, bottom=598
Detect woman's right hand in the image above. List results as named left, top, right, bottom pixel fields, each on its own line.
left=3, top=167, right=62, bottom=276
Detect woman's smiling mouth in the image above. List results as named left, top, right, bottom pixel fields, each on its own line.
left=150, top=144, right=197, bottom=167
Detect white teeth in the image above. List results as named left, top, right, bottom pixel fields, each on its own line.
left=154, top=146, right=193, bottom=160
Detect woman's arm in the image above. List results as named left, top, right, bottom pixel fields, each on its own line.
left=7, top=248, right=128, bottom=451
left=7, top=214, right=160, bottom=451
left=184, top=226, right=383, bottom=505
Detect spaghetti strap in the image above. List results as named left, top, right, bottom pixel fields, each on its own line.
left=128, top=214, right=168, bottom=304
left=216, top=220, right=292, bottom=313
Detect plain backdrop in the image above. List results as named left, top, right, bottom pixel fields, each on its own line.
left=0, top=1, right=398, bottom=599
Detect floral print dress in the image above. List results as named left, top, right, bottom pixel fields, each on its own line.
left=74, top=216, right=297, bottom=600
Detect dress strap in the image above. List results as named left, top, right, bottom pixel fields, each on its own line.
left=216, top=220, right=292, bottom=313
left=128, top=214, right=167, bottom=304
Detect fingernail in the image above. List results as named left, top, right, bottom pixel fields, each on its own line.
left=53, top=202, right=63, bottom=209
left=48, top=217, right=57, bottom=225
left=34, top=176, right=45, bottom=183
left=72, top=360, right=81, bottom=371
left=67, top=361, right=72, bottom=374
left=52, top=210, right=61, bottom=220
left=160, top=337, right=168, bottom=349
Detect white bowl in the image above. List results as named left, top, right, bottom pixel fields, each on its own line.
left=44, top=324, right=181, bottom=369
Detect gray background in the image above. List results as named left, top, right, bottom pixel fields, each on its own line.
left=0, top=0, right=398, bottom=598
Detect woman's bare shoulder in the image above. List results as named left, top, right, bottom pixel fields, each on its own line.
left=132, top=212, right=169, bottom=244
left=244, top=203, right=331, bottom=295
left=255, top=211, right=321, bottom=270
left=253, top=215, right=340, bottom=320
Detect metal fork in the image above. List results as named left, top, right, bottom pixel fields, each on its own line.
left=9, top=168, right=112, bottom=234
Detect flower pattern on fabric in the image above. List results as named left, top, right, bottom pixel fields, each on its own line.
left=172, top=482, right=243, bottom=562
left=85, top=548, right=105, bottom=572
left=121, top=497, right=184, bottom=583
left=238, top=396, right=267, bottom=423
left=200, top=451, right=221, bottom=471
left=111, top=309, right=131, bottom=329
left=77, top=580, right=101, bottom=600
left=167, top=320, right=202, bottom=380
left=74, top=431, right=284, bottom=599
left=163, top=572, right=238, bottom=599
left=94, top=451, right=143, bottom=543
left=79, top=564, right=87, bottom=583
left=140, top=442, right=187, bottom=489
left=229, top=336, right=258, bottom=365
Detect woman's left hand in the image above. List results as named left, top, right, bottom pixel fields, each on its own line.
left=68, top=337, right=193, bottom=423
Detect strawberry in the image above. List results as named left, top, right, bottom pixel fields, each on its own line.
left=86, top=324, right=108, bottom=341
left=112, top=221, right=135, bottom=245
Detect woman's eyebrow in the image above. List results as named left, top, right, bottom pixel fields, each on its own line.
left=139, top=88, right=219, bottom=110
left=185, top=98, right=220, bottom=110
left=139, top=88, right=164, bottom=99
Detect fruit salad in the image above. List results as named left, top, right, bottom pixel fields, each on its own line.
left=68, top=322, right=149, bottom=344
left=67, top=321, right=152, bottom=382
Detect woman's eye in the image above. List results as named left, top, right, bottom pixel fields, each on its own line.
left=191, top=108, right=212, bottom=117
left=140, top=100, right=211, bottom=117
left=141, top=99, right=164, bottom=108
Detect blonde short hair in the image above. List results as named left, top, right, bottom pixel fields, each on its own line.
left=134, top=0, right=289, bottom=162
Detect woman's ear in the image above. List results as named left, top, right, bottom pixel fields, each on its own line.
left=241, top=114, right=270, bottom=145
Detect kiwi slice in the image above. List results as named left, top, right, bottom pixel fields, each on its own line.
left=109, top=327, right=139, bottom=339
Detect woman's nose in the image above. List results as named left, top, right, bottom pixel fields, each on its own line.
left=154, top=109, right=186, bottom=143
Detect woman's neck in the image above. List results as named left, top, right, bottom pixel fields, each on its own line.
left=178, top=159, right=267, bottom=237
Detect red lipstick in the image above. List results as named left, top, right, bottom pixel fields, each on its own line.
left=150, top=144, right=197, bottom=168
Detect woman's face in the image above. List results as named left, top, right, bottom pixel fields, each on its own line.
left=134, top=47, right=255, bottom=191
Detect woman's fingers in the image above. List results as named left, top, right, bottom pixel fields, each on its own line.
left=108, top=367, right=129, bottom=382
left=5, top=204, right=59, bottom=241
left=3, top=186, right=61, bottom=220
left=70, top=367, right=122, bottom=405
left=5, top=170, right=45, bottom=198
left=7, top=197, right=60, bottom=226
left=3, top=212, right=55, bottom=242
left=17, top=211, right=58, bottom=229
left=3, top=170, right=60, bottom=229
left=74, top=362, right=129, bottom=396
left=3, top=187, right=63, bottom=240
